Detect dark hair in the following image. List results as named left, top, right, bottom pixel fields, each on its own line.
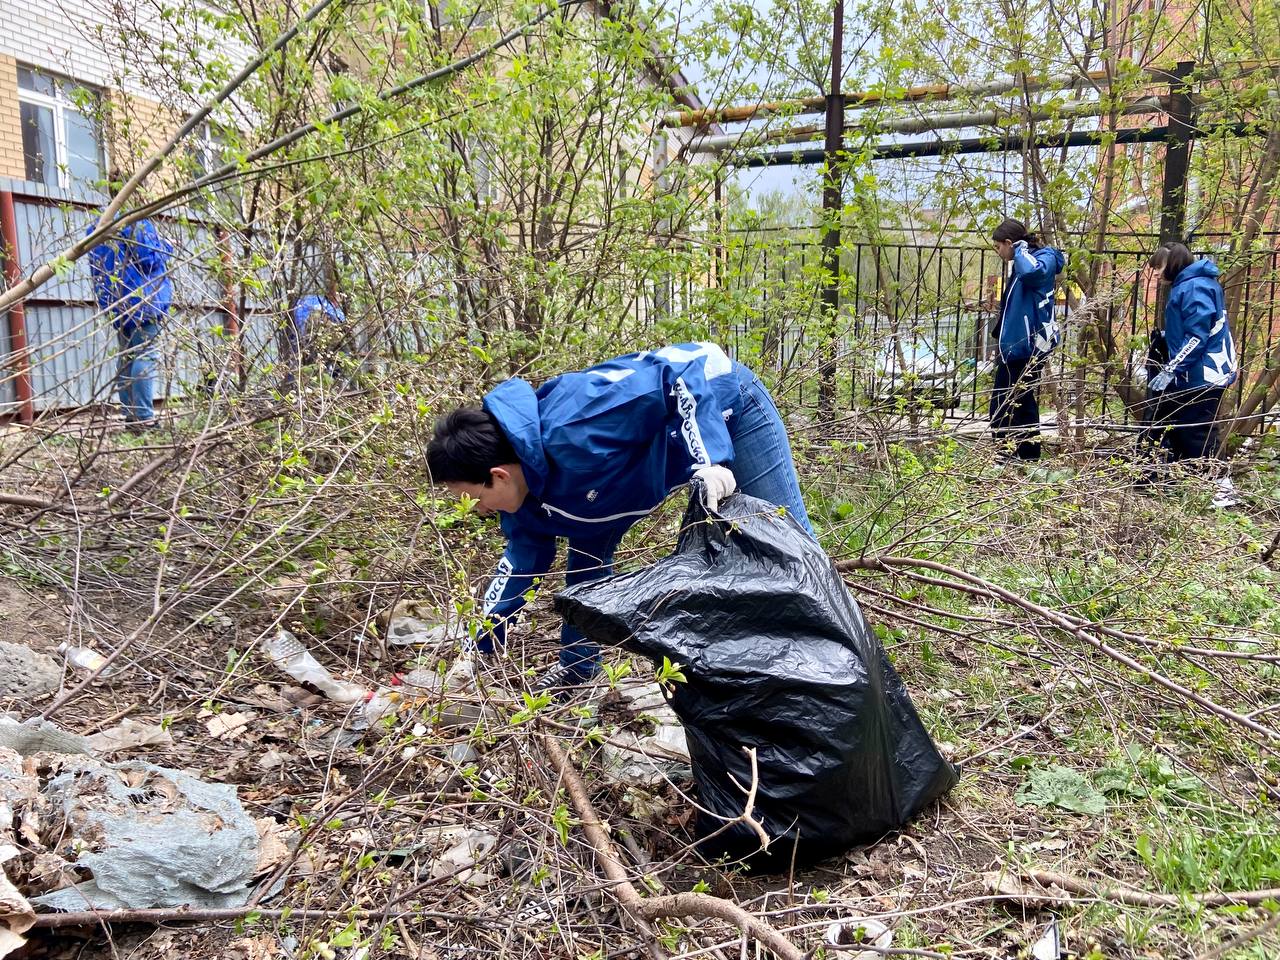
left=1147, top=244, right=1171, bottom=270
left=1162, top=242, right=1195, bottom=283
left=992, top=218, right=1042, bottom=249
left=426, top=406, right=518, bottom=485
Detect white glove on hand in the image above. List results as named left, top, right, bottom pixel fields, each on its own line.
left=693, top=464, right=737, bottom=512
left=1149, top=370, right=1172, bottom=392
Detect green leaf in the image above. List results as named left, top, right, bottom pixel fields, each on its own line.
left=1015, top=765, right=1106, bottom=816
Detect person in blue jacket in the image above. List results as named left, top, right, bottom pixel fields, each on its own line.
left=988, top=219, right=1066, bottom=461
left=88, top=215, right=174, bottom=431
left=426, top=342, right=815, bottom=692
left=280, top=294, right=347, bottom=389
left=1145, top=242, right=1240, bottom=507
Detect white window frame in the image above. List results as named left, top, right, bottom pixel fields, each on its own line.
left=192, top=120, right=221, bottom=177
left=17, top=67, right=107, bottom=191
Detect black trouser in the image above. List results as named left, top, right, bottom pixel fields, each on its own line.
left=990, top=354, right=1043, bottom=461
left=1144, top=386, right=1225, bottom=464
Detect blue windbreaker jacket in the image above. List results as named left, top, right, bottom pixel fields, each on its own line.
left=88, top=218, right=174, bottom=332
left=292, top=295, right=346, bottom=339
left=1161, top=258, right=1238, bottom=391
left=475, top=343, right=744, bottom=648
left=998, top=244, right=1066, bottom=362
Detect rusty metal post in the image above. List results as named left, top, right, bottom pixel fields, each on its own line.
left=216, top=227, right=243, bottom=389
left=0, top=191, right=35, bottom=424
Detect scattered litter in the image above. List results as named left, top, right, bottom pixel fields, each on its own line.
left=825, top=917, right=893, bottom=958
left=426, top=827, right=498, bottom=886
left=56, top=642, right=114, bottom=676
left=598, top=680, right=690, bottom=785
left=0, top=844, right=34, bottom=960
left=85, top=719, right=173, bottom=754
left=203, top=710, right=256, bottom=741
left=358, top=668, right=485, bottom=731
left=27, top=756, right=291, bottom=911
left=385, top=601, right=465, bottom=648
left=263, top=630, right=368, bottom=703
left=1032, top=919, right=1062, bottom=960
left=0, top=641, right=61, bottom=700
left=448, top=742, right=478, bottom=764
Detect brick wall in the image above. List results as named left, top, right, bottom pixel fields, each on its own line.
left=0, top=55, right=24, bottom=179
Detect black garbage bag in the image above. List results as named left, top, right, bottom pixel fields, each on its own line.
left=555, top=491, right=958, bottom=867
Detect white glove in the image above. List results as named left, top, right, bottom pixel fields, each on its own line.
left=1013, top=239, right=1029, bottom=251
left=692, top=464, right=736, bottom=512
left=1149, top=370, right=1172, bottom=392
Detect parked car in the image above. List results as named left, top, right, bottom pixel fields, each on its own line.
left=871, top=335, right=989, bottom=410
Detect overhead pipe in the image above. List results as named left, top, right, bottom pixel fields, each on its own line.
left=738, top=119, right=1265, bottom=168
left=663, top=59, right=1269, bottom=129
left=688, top=95, right=1167, bottom=154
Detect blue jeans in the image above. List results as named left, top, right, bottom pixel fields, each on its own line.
left=116, top=323, right=159, bottom=423
left=557, top=366, right=813, bottom=679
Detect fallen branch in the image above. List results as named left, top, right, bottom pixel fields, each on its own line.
left=1025, top=868, right=1280, bottom=909
left=1195, top=909, right=1280, bottom=960
left=840, top=554, right=1280, bottom=741
left=542, top=734, right=807, bottom=960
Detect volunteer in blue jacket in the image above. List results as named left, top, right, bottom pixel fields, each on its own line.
left=989, top=219, right=1066, bottom=461
left=88, top=216, right=174, bottom=431
left=1146, top=243, right=1240, bottom=506
left=280, top=294, right=347, bottom=389
left=426, top=343, right=815, bottom=691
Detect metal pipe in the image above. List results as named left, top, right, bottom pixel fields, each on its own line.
left=663, top=59, right=1269, bottom=129
left=738, top=119, right=1265, bottom=168
left=1159, top=61, right=1196, bottom=243
left=689, top=95, right=1166, bottom=154
left=0, top=191, right=35, bottom=424
left=819, top=0, right=844, bottom=412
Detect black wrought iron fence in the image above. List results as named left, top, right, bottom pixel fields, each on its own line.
left=709, top=231, right=1280, bottom=430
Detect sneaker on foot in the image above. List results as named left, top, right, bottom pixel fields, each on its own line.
left=531, top=663, right=592, bottom=699
left=1211, top=478, right=1242, bottom=510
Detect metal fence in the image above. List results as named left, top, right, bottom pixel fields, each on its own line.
left=4, top=189, right=1279, bottom=432
left=0, top=180, right=317, bottom=421
left=711, top=231, right=1280, bottom=428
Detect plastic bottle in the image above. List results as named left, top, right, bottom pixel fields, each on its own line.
left=261, top=629, right=368, bottom=703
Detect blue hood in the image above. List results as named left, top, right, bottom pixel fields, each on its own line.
left=483, top=378, right=549, bottom=498
left=1174, top=258, right=1220, bottom=284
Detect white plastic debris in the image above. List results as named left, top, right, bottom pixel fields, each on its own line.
left=262, top=630, right=368, bottom=704
left=56, top=643, right=113, bottom=676
left=825, top=917, right=893, bottom=958
left=384, top=601, right=466, bottom=648
left=1032, top=919, right=1061, bottom=960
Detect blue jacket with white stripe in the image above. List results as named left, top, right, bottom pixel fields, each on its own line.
left=475, top=343, right=744, bottom=648
left=998, top=243, right=1066, bottom=362
left=1161, top=258, right=1238, bottom=391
